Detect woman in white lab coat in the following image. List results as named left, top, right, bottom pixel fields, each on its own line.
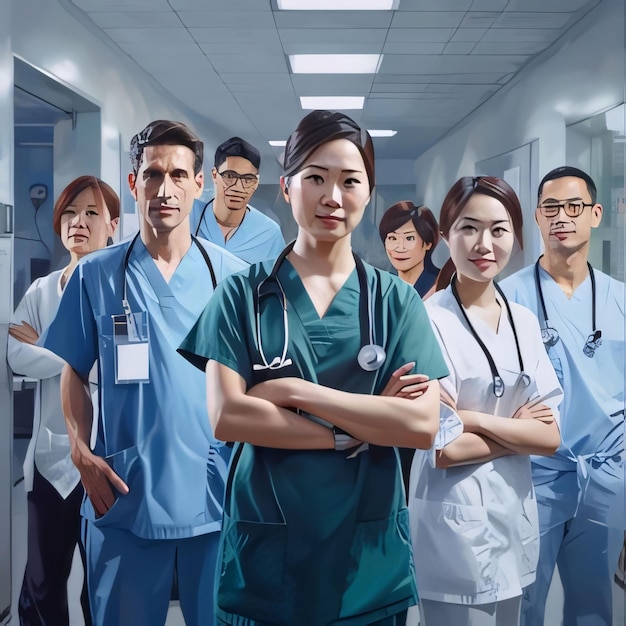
left=408, top=176, right=562, bottom=626
left=8, top=176, right=119, bottom=625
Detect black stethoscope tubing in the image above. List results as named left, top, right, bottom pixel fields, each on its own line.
left=534, top=258, right=600, bottom=356
left=122, top=232, right=217, bottom=311
left=254, top=241, right=385, bottom=372
left=451, top=275, right=530, bottom=398
left=194, top=199, right=213, bottom=238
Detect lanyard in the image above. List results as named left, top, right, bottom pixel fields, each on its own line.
left=122, top=232, right=217, bottom=314
left=534, top=258, right=601, bottom=357
left=451, top=276, right=529, bottom=397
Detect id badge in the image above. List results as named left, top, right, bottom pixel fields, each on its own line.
left=112, top=311, right=150, bottom=384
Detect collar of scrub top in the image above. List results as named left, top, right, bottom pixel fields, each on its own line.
left=253, top=240, right=386, bottom=372
left=122, top=231, right=217, bottom=315
left=533, top=257, right=601, bottom=358
left=451, top=275, right=530, bottom=398
left=194, top=198, right=249, bottom=239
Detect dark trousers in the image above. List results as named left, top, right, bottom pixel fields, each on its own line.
left=18, top=465, right=91, bottom=626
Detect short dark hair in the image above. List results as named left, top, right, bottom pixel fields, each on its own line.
left=130, top=120, right=204, bottom=176
left=537, top=166, right=597, bottom=204
left=214, top=136, right=260, bottom=170
left=378, top=201, right=439, bottom=250
left=53, top=176, right=120, bottom=236
left=283, top=110, right=375, bottom=193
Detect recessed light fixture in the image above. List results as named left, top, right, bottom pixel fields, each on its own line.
left=300, top=96, right=365, bottom=110
left=269, top=140, right=287, bottom=147
left=278, top=0, right=396, bottom=9
left=289, top=54, right=382, bottom=75
left=367, top=130, right=397, bottom=137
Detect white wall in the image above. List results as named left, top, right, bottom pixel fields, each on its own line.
left=413, top=0, right=624, bottom=253
left=10, top=0, right=230, bottom=199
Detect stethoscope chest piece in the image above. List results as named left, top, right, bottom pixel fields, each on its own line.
left=357, top=344, right=386, bottom=372
left=493, top=375, right=505, bottom=398
left=541, top=326, right=559, bottom=348
left=583, top=330, right=602, bottom=358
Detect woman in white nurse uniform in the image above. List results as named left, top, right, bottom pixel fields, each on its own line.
left=408, top=176, right=562, bottom=626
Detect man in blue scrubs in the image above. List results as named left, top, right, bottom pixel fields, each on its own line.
left=42, top=120, right=246, bottom=626
left=191, top=136, right=285, bottom=263
left=502, top=166, right=625, bottom=625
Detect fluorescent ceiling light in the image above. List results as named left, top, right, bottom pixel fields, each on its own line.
left=368, top=129, right=397, bottom=137
left=278, top=0, right=396, bottom=9
left=269, top=140, right=287, bottom=147
left=300, top=96, right=365, bottom=110
left=290, top=54, right=382, bottom=74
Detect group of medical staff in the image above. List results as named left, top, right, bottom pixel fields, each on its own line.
left=7, top=109, right=625, bottom=626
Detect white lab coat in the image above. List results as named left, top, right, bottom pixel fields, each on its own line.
left=409, top=287, right=563, bottom=605
left=8, top=270, right=80, bottom=499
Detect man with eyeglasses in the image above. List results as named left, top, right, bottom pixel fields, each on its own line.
left=502, top=166, right=624, bottom=625
left=191, top=136, right=285, bottom=263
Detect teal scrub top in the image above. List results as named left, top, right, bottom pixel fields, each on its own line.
left=42, top=238, right=247, bottom=540
left=180, top=258, right=448, bottom=625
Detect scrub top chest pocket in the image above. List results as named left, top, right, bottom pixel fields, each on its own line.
left=112, top=310, right=150, bottom=384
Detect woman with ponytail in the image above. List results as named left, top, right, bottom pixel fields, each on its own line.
left=407, top=176, right=562, bottom=626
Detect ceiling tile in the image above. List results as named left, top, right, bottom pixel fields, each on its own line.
left=189, top=28, right=281, bottom=45
left=104, top=27, right=194, bottom=44
left=382, top=42, right=446, bottom=54
left=198, top=42, right=285, bottom=56
left=291, top=75, right=374, bottom=94
left=72, top=0, right=169, bottom=8
left=379, top=54, right=527, bottom=75
left=170, top=0, right=271, bottom=9
left=505, top=0, right=593, bottom=11
left=396, top=0, right=472, bottom=9
left=282, top=42, right=384, bottom=55
left=374, top=72, right=507, bottom=84
left=370, top=83, right=429, bottom=93
left=278, top=28, right=387, bottom=44
left=209, top=53, right=289, bottom=74
left=176, top=11, right=277, bottom=28
left=481, top=27, right=561, bottom=42
left=390, top=12, right=465, bottom=28
left=443, top=42, right=475, bottom=54
left=459, top=12, right=500, bottom=28
left=494, top=12, right=573, bottom=28
left=89, top=11, right=180, bottom=27
left=275, top=11, right=393, bottom=29
left=385, top=28, right=456, bottom=43
left=472, top=40, right=551, bottom=55
left=449, top=28, right=488, bottom=43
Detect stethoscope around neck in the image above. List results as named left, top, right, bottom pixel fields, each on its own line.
left=534, top=258, right=601, bottom=358
left=253, top=241, right=386, bottom=372
left=121, top=232, right=217, bottom=314
left=451, top=275, right=530, bottom=398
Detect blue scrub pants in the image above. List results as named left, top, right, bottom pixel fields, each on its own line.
left=521, top=471, right=612, bottom=626
left=84, top=521, right=219, bottom=626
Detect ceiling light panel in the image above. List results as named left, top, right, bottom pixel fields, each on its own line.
left=289, top=54, right=382, bottom=74
left=300, top=96, right=365, bottom=109
left=278, top=0, right=396, bottom=9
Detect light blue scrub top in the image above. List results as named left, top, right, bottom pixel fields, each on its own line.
left=502, top=265, right=625, bottom=527
left=191, top=199, right=285, bottom=264
left=180, top=259, right=449, bottom=626
left=42, top=237, right=247, bottom=540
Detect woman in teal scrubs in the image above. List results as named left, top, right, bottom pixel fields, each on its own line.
left=180, top=110, right=448, bottom=626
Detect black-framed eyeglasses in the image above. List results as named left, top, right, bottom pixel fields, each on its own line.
left=538, top=200, right=594, bottom=218
left=217, top=170, right=259, bottom=189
